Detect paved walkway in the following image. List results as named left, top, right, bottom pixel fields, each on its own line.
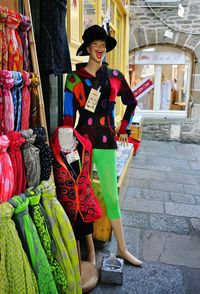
left=91, top=139, right=200, bottom=294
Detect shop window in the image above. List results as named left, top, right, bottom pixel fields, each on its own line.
left=84, top=0, right=97, bottom=29
left=110, top=1, right=115, bottom=24
left=102, top=0, right=107, bottom=14
left=115, top=10, right=122, bottom=70
left=130, top=46, right=192, bottom=118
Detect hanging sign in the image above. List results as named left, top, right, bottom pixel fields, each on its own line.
left=132, top=78, right=154, bottom=100
left=135, top=50, right=186, bottom=65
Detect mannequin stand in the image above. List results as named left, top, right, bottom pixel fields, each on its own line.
left=77, top=241, right=99, bottom=292
left=81, top=261, right=99, bottom=293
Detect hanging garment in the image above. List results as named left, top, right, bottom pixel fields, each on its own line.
left=18, top=14, right=31, bottom=72
left=7, top=131, right=26, bottom=195
left=27, top=189, right=68, bottom=294
left=0, top=70, right=14, bottom=133
left=20, top=129, right=41, bottom=188
left=160, top=80, right=172, bottom=110
left=51, top=126, right=102, bottom=223
left=29, top=73, right=41, bottom=127
left=40, top=0, right=72, bottom=75
left=32, top=127, right=54, bottom=181
left=0, top=135, right=14, bottom=203
left=11, top=71, right=23, bottom=131
left=21, top=71, right=31, bottom=130
left=0, top=202, right=39, bottom=294
left=9, top=195, right=58, bottom=294
left=6, top=9, right=23, bottom=71
left=40, top=181, right=82, bottom=294
left=0, top=6, right=8, bottom=70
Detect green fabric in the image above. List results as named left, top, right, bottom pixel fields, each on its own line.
left=92, top=149, right=121, bottom=219
left=65, top=73, right=81, bottom=92
left=0, top=202, right=39, bottom=294
left=11, top=195, right=58, bottom=294
left=28, top=190, right=68, bottom=293
left=40, top=181, right=82, bottom=294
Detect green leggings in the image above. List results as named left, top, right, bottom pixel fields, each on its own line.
left=92, top=149, right=121, bottom=219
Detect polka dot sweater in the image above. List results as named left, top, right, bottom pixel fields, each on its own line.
left=64, top=63, right=137, bottom=149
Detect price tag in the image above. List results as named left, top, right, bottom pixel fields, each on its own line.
left=66, top=149, right=80, bottom=164
left=84, top=88, right=101, bottom=112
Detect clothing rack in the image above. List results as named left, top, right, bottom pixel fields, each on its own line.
left=2, top=0, right=48, bottom=133
left=23, top=0, right=47, bottom=132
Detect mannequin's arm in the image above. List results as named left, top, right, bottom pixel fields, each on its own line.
left=63, top=90, right=77, bottom=126
left=116, top=74, right=137, bottom=138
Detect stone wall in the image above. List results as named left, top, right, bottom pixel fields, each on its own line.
left=129, top=0, right=200, bottom=143
left=142, top=119, right=200, bottom=144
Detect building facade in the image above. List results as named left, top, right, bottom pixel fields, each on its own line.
left=129, top=0, right=200, bottom=143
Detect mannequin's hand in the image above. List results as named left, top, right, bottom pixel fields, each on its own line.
left=119, top=134, right=128, bottom=147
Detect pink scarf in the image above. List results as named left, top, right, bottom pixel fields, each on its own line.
left=0, top=70, right=14, bottom=133
left=0, top=135, right=14, bottom=203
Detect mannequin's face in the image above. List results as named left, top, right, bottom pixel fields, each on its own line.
left=87, top=40, right=106, bottom=63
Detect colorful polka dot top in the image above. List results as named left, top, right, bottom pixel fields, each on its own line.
left=64, top=64, right=137, bottom=149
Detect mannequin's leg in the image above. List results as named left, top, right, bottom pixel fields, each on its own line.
left=92, top=149, right=142, bottom=266
left=85, top=234, right=96, bottom=265
left=110, top=218, right=142, bottom=266
left=76, top=240, right=82, bottom=274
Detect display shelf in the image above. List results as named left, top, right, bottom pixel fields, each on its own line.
left=92, top=142, right=134, bottom=242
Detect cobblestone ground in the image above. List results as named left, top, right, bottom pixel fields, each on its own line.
left=91, top=139, right=200, bottom=294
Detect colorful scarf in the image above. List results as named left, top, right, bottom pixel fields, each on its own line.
left=0, top=70, right=14, bottom=133
left=6, top=9, right=23, bottom=71
left=18, top=14, right=31, bottom=72
left=29, top=73, right=41, bottom=127
left=9, top=195, right=58, bottom=294
left=0, top=6, right=8, bottom=70
left=7, top=131, right=26, bottom=195
left=21, top=71, right=31, bottom=130
left=41, top=181, right=82, bottom=294
left=0, top=135, right=14, bottom=203
left=27, top=189, right=68, bottom=293
left=11, top=71, right=23, bottom=131
left=0, top=202, right=39, bottom=293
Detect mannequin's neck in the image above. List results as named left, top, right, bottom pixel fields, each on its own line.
left=58, top=128, right=77, bottom=151
left=84, top=58, right=102, bottom=77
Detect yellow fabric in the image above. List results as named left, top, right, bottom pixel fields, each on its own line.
left=40, top=181, right=82, bottom=294
left=0, top=202, right=39, bottom=294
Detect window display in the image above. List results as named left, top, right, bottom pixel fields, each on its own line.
left=130, top=46, right=192, bottom=118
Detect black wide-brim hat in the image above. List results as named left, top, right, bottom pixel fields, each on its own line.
left=76, top=25, right=117, bottom=56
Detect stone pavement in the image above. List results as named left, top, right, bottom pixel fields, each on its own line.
left=91, top=139, right=200, bottom=294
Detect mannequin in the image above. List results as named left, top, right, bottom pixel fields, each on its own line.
left=64, top=25, right=142, bottom=266
left=160, top=74, right=172, bottom=110
left=52, top=126, right=103, bottom=268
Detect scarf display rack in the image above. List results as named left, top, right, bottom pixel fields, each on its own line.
left=0, top=2, right=92, bottom=293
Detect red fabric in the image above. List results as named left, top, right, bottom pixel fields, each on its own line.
left=51, top=126, right=102, bottom=223
left=0, top=70, right=14, bottom=133
left=7, top=131, right=26, bottom=195
left=128, top=137, right=141, bottom=154
left=21, top=71, right=31, bottom=130
left=0, top=135, right=14, bottom=203
left=6, top=9, right=23, bottom=71
left=117, top=120, right=129, bottom=136
left=63, top=115, right=74, bottom=127
left=0, top=84, right=4, bottom=135
left=109, top=77, right=121, bottom=102
left=0, top=6, right=8, bottom=70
